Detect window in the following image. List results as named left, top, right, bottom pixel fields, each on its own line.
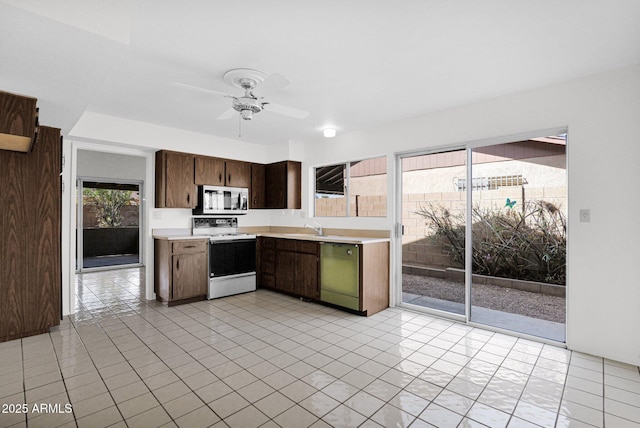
left=314, top=156, right=387, bottom=217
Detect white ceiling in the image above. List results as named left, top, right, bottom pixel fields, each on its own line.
left=1, top=0, right=639, bottom=146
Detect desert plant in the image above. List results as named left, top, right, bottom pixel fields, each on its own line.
left=83, top=188, right=136, bottom=228
left=416, top=200, right=566, bottom=284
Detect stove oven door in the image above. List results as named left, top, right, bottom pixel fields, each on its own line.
left=209, top=239, right=256, bottom=278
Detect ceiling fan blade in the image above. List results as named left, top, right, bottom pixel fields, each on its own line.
left=263, top=102, right=309, bottom=119
left=258, top=73, right=290, bottom=95
left=217, top=107, right=237, bottom=120
left=172, top=82, right=235, bottom=98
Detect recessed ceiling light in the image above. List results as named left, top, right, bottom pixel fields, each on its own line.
left=323, top=128, right=336, bottom=138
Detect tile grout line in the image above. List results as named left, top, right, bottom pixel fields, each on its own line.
left=78, top=275, right=215, bottom=426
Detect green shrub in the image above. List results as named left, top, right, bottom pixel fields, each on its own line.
left=416, top=201, right=566, bottom=285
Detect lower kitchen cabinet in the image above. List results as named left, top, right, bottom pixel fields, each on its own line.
left=155, top=239, right=208, bottom=306
left=257, top=237, right=276, bottom=287
left=257, top=236, right=389, bottom=315
left=258, top=237, right=319, bottom=300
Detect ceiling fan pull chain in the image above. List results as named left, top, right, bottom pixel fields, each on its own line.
left=238, top=113, right=242, bottom=138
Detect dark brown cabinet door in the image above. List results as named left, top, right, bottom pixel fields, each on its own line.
left=0, top=145, right=28, bottom=340
left=265, top=161, right=301, bottom=209
left=251, top=163, right=266, bottom=208
left=275, top=250, right=296, bottom=294
left=172, top=252, right=207, bottom=300
left=0, top=126, right=61, bottom=342
left=195, top=156, right=225, bottom=186
left=296, top=252, right=319, bottom=299
left=165, top=152, right=196, bottom=208
left=265, top=162, right=286, bottom=208
left=225, top=160, right=251, bottom=188
left=24, top=127, right=61, bottom=333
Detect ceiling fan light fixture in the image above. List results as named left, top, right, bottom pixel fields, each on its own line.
left=240, top=109, right=253, bottom=120
left=323, top=128, right=336, bottom=138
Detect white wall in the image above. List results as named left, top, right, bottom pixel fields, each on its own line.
left=66, top=65, right=640, bottom=366
left=300, top=65, right=640, bottom=366
left=77, top=150, right=146, bottom=181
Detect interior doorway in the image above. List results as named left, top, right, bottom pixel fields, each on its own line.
left=398, top=131, right=567, bottom=342
left=76, top=179, right=143, bottom=272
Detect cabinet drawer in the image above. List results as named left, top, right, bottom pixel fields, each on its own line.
left=296, top=241, right=318, bottom=255
left=172, top=240, right=207, bottom=254
left=261, top=237, right=276, bottom=248
left=276, top=239, right=297, bottom=252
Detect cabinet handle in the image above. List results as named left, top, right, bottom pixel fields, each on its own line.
left=184, top=245, right=196, bottom=248
left=187, top=193, right=190, bottom=204
left=219, top=173, right=222, bottom=183
left=177, top=259, right=180, bottom=269
left=228, top=174, right=231, bottom=183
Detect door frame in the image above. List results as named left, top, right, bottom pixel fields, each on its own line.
left=76, top=176, right=144, bottom=273
left=395, top=127, right=568, bottom=344
left=62, top=140, right=155, bottom=316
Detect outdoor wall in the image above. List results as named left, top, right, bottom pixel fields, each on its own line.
left=401, top=186, right=566, bottom=268
left=82, top=205, right=139, bottom=227
left=301, top=65, right=640, bottom=366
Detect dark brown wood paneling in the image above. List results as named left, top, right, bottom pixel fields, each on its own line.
left=155, top=151, right=167, bottom=208
left=0, top=126, right=60, bottom=342
left=24, top=127, right=61, bottom=333
left=0, top=91, right=37, bottom=152
left=360, top=242, right=389, bottom=316
left=286, top=161, right=302, bottom=210
left=0, top=146, right=28, bottom=340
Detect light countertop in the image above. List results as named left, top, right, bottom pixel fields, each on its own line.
left=152, top=228, right=208, bottom=241
left=258, top=232, right=390, bottom=245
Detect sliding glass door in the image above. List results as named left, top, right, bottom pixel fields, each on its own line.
left=400, top=149, right=467, bottom=317
left=398, top=132, right=567, bottom=341
left=469, top=138, right=567, bottom=341
left=77, top=179, right=143, bottom=271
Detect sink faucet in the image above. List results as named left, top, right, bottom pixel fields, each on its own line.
left=304, top=222, right=323, bottom=236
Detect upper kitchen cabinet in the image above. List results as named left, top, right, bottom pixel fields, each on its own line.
left=266, top=161, right=301, bottom=209
left=251, top=163, right=266, bottom=208
left=0, top=91, right=38, bottom=153
left=194, top=156, right=251, bottom=188
left=225, top=159, right=251, bottom=188
left=156, top=150, right=196, bottom=208
left=195, top=155, right=225, bottom=186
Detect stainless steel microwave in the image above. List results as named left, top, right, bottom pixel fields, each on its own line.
left=193, top=185, right=248, bottom=215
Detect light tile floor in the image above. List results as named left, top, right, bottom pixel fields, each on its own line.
left=1, top=268, right=639, bottom=428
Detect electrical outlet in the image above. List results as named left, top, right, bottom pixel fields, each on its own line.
left=153, top=210, right=162, bottom=220
left=579, top=209, right=590, bottom=223
left=300, top=211, right=306, bottom=218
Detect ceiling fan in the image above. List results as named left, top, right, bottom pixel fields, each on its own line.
left=175, top=68, right=309, bottom=121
